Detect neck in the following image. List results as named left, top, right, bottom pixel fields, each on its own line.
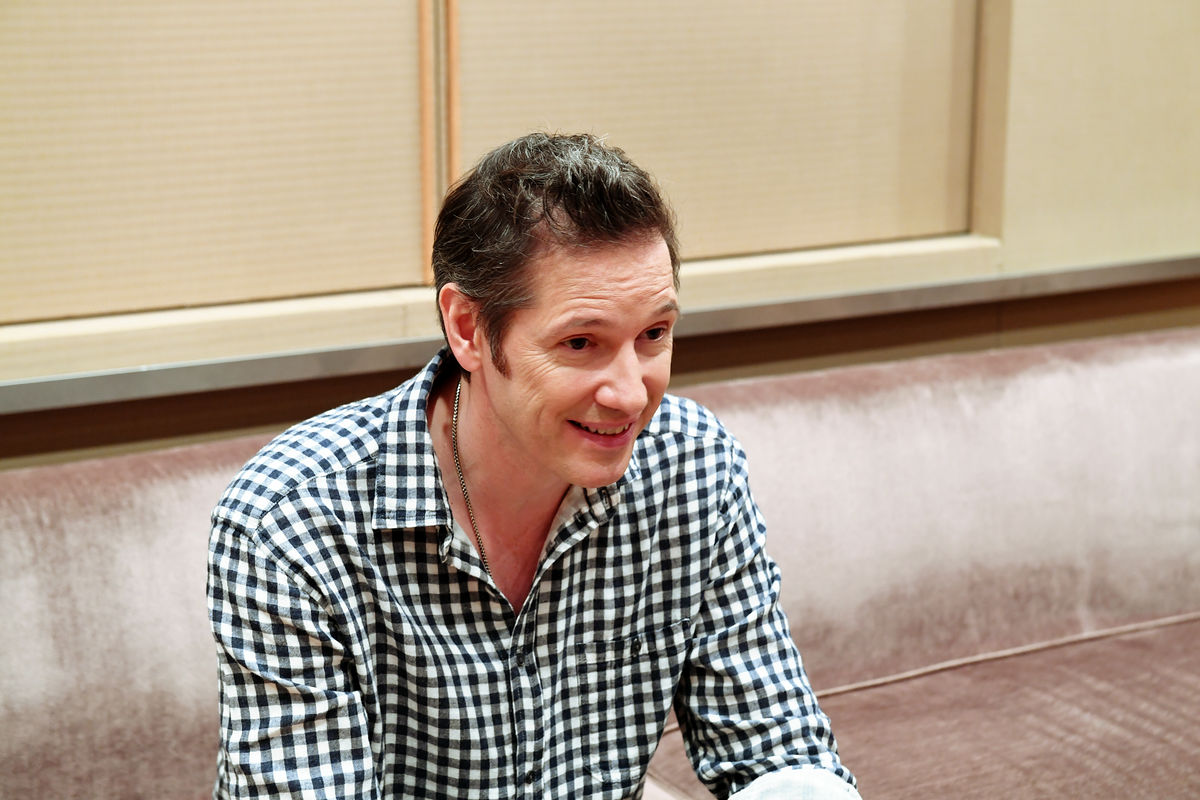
left=447, top=375, right=568, bottom=528
left=429, top=370, right=567, bottom=606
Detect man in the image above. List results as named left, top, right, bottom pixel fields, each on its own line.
left=208, top=132, right=859, bottom=799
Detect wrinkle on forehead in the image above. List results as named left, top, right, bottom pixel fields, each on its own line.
left=535, top=236, right=672, bottom=285
left=538, top=277, right=677, bottom=333
left=528, top=227, right=679, bottom=287
left=555, top=298, right=680, bottom=332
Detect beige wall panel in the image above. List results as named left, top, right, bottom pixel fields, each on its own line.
left=998, top=0, right=1200, bottom=273
left=0, top=1, right=422, bottom=325
left=455, top=0, right=976, bottom=261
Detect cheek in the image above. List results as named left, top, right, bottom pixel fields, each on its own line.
left=635, top=359, right=672, bottom=424
left=522, top=366, right=583, bottom=420
left=646, top=352, right=672, bottom=396
left=507, top=349, right=564, bottom=398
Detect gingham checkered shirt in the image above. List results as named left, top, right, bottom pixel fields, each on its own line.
left=208, top=350, right=855, bottom=799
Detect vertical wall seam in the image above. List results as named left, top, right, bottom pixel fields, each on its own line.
left=418, top=0, right=437, bottom=285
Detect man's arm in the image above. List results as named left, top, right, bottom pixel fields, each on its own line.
left=208, top=518, right=376, bottom=799
left=672, top=441, right=860, bottom=800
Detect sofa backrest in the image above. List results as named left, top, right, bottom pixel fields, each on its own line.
left=4, top=326, right=1199, bottom=797
left=678, top=326, right=1200, bottom=690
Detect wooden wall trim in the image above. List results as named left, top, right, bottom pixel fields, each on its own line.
left=419, top=0, right=438, bottom=283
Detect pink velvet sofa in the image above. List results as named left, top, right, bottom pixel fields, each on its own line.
left=3, top=326, right=1199, bottom=799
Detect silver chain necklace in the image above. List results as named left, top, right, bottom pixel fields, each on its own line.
left=451, top=377, right=491, bottom=576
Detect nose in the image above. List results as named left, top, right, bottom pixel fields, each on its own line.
left=595, top=343, right=648, bottom=416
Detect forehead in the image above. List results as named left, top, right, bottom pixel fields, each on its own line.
left=522, top=234, right=676, bottom=308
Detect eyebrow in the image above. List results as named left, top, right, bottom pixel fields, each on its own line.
left=658, top=300, right=682, bottom=317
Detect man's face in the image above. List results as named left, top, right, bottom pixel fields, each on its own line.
left=474, top=234, right=678, bottom=490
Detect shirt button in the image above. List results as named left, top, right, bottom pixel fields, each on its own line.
left=524, top=768, right=539, bottom=785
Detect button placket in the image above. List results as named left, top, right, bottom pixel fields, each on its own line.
left=509, top=611, right=545, bottom=795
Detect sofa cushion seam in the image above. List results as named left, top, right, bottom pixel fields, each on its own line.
left=819, top=610, right=1200, bottom=698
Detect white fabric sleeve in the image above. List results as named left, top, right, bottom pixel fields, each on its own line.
left=729, top=766, right=864, bottom=800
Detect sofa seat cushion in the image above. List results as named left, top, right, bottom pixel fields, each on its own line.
left=646, top=617, right=1200, bottom=799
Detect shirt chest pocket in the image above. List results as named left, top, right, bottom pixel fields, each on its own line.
left=567, top=619, right=691, bottom=796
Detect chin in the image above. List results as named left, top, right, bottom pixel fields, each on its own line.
left=576, top=476, right=620, bottom=490
left=570, top=458, right=634, bottom=490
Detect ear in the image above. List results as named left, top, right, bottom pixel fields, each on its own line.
left=438, top=283, right=485, bottom=373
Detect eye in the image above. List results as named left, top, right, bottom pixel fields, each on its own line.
left=565, top=337, right=590, bottom=351
left=644, top=326, right=668, bottom=341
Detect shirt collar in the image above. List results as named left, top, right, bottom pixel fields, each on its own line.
left=370, top=348, right=452, bottom=531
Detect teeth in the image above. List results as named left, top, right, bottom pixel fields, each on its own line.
left=578, top=421, right=632, bottom=436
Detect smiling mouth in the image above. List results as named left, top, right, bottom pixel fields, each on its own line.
left=570, top=420, right=634, bottom=436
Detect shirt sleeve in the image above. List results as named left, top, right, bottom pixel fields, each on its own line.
left=671, top=438, right=858, bottom=799
left=207, top=516, right=377, bottom=799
